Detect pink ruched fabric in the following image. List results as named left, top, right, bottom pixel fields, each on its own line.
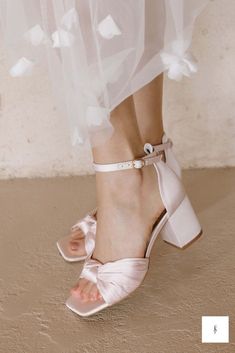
left=71, top=213, right=97, bottom=256
left=80, top=257, right=149, bottom=305
left=84, top=226, right=96, bottom=258
left=71, top=213, right=96, bottom=233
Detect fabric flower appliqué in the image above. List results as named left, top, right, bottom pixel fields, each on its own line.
left=52, top=8, right=79, bottom=48
left=23, top=24, right=49, bottom=46
left=9, top=57, right=34, bottom=77
left=160, top=40, right=198, bottom=81
left=52, top=28, right=75, bottom=48
left=97, top=15, right=122, bottom=39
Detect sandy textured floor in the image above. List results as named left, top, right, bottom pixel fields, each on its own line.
left=0, top=168, right=234, bottom=353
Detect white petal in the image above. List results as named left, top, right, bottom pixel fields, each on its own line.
left=52, top=28, right=75, bottom=48
left=97, top=15, right=121, bottom=39
left=161, top=40, right=198, bottom=81
left=160, top=52, right=179, bottom=68
left=61, top=8, right=78, bottom=30
left=24, top=24, right=49, bottom=46
left=9, top=57, right=34, bottom=77
left=71, top=128, right=83, bottom=146
left=167, top=62, right=185, bottom=81
left=86, top=106, right=109, bottom=127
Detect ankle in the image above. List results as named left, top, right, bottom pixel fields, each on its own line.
left=96, top=168, right=144, bottom=199
left=93, top=144, right=144, bottom=165
left=96, top=165, right=161, bottom=212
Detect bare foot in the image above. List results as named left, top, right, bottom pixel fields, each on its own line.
left=70, top=164, right=164, bottom=302
left=67, top=227, right=87, bottom=257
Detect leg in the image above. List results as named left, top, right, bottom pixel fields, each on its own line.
left=67, top=74, right=164, bottom=258
left=71, top=95, right=165, bottom=302
left=67, top=96, right=143, bottom=255
left=134, top=74, right=164, bottom=145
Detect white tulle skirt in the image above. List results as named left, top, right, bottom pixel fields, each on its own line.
left=0, top=0, right=208, bottom=147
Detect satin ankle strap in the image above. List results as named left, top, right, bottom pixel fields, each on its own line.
left=93, top=151, right=162, bottom=172
left=93, top=138, right=172, bottom=173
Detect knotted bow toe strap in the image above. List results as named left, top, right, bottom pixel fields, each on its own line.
left=66, top=257, right=150, bottom=316
left=83, top=229, right=96, bottom=260
left=56, top=209, right=97, bottom=262
left=80, top=258, right=149, bottom=305
left=71, top=211, right=97, bottom=233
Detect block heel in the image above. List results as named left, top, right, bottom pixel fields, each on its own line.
left=160, top=196, right=202, bottom=249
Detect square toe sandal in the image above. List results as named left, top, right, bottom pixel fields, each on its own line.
left=65, top=141, right=202, bottom=317
left=56, top=209, right=97, bottom=262
left=56, top=133, right=181, bottom=263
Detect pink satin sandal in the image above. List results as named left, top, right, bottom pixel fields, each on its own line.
left=66, top=142, right=202, bottom=316
left=56, top=134, right=180, bottom=263
left=56, top=209, right=97, bottom=262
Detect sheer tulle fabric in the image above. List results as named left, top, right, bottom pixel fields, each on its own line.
left=0, top=0, right=208, bottom=147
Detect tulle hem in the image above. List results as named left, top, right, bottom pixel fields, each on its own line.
left=0, top=0, right=209, bottom=148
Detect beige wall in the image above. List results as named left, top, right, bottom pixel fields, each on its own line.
left=0, top=0, right=234, bottom=179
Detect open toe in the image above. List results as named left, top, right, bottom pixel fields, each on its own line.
left=66, top=292, right=107, bottom=317
left=57, top=235, right=87, bottom=262
left=56, top=210, right=97, bottom=262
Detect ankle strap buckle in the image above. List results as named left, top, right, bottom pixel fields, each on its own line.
left=93, top=158, right=146, bottom=172
left=132, top=159, right=145, bottom=169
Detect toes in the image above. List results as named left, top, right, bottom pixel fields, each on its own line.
left=81, top=281, right=94, bottom=302
left=70, top=228, right=84, bottom=240
left=70, top=279, right=103, bottom=303
left=69, top=238, right=85, bottom=254
left=71, top=278, right=87, bottom=296
left=83, top=283, right=103, bottom=302
left=89, top=284, right=101, bottom=301
left=69, top=239, right=81, bottom=250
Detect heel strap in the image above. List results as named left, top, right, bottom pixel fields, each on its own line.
left=93, top=138, right=172, bottom=173
left=144, top=138, right=173, bottom=155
